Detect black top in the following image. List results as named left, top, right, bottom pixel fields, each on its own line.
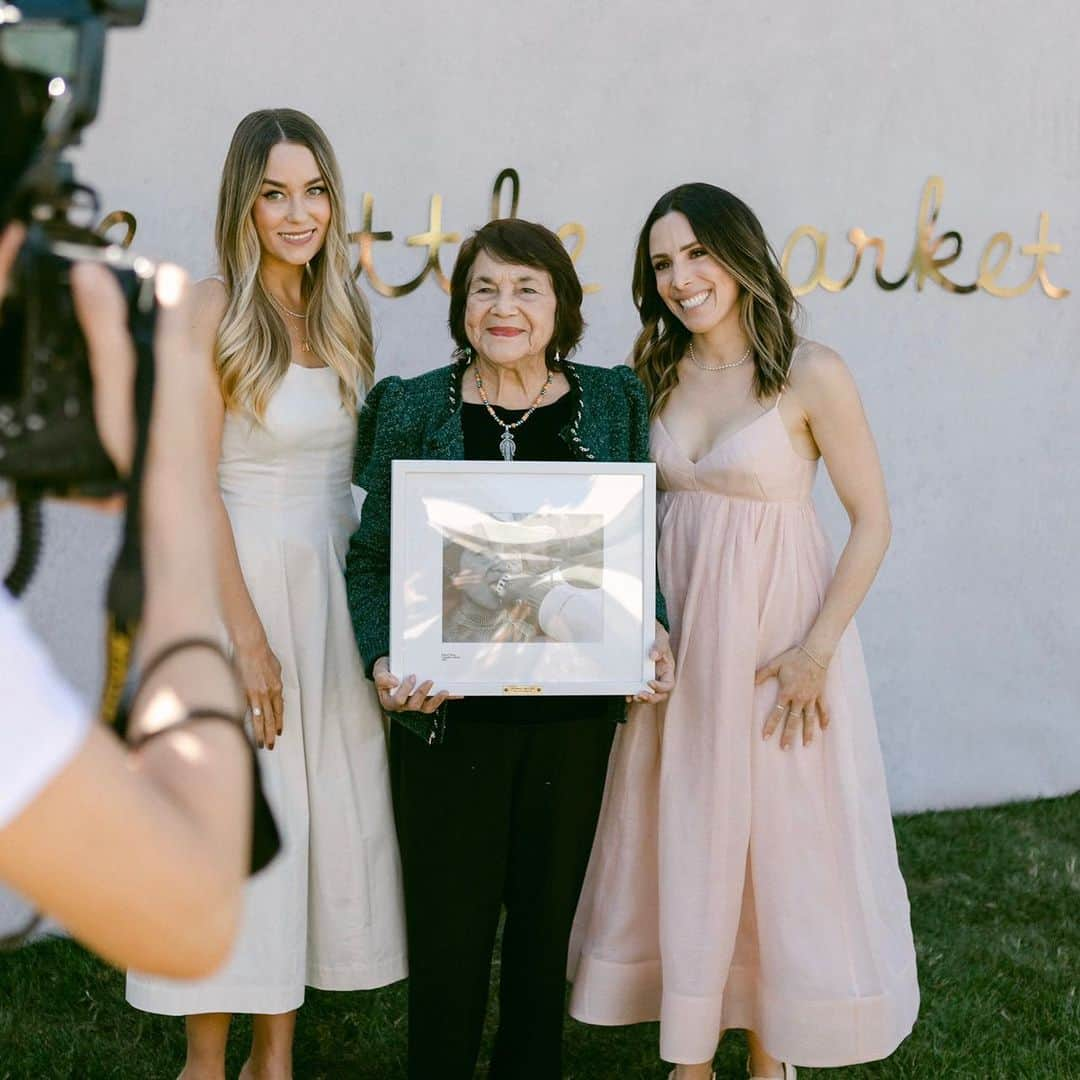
left=460, top=394, right=606, bottom=725
left=460, top=394, right=574, bottom=461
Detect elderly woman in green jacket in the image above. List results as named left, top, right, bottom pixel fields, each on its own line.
left=346, top=218, right=673, bottom=1080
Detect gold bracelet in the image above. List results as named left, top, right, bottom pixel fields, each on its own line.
left=798, top=643, right=828, bottom=670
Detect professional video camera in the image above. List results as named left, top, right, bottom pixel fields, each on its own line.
left=0, top=1, right=154, bottom=717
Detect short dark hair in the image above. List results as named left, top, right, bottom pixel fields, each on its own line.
left=448, top=219, right=585, bottom=369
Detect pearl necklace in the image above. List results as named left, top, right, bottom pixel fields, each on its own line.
left=474, top=366, right=554, bottom=462
left=267, top=291, right=311, bottom=352
left=688, top=341, right=751, bottom=371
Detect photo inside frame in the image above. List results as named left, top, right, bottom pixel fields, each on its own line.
left=440, top=512, right=604, bottom=645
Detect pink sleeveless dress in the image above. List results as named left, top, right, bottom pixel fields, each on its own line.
left=568, top=389, right=919, bottom=1067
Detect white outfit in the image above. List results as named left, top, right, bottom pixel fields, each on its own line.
left=538, top=583, right=603, bottom=642
left=127, top=364, right=407, bottom=1015
left=0, top=588, right=91, bottom=831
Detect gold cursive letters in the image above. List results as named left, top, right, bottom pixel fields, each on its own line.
left=780, top=176, right=1068, bottom=299
left=349, top=193, right=395, bottom=295
left=1019, top=213, right=1069, bottom=300
left=349, top=193, right=462, bottom=299
left=349, top=168, right=598, bottom=297
left=779, top=225, right=850, bottom=295
left=556, top=223, right=600, bottom=296
left=490, top=168, right=520, bottom=220
left=103, top=173, right=1068, bottom=302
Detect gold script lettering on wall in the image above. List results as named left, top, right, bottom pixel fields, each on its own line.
left=780, top=177, right=1069, bottom=299
left=556, top=224, right=600, bottom=295
left=348, top=168, right=599, bottom=297
left=350, top=193, right=460, bottom=298
left=100, top=174, right=1068, bottom=301
left=491, top=168, right=521, bottom=220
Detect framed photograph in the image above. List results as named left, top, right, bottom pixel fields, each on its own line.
left=390, top=460, right=656, bottom=695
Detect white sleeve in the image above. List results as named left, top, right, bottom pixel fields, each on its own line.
left=0, top=589, right=92, bottom=831
left=537, top=584, right=604, bottom=643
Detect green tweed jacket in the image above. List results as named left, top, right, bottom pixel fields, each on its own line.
left=345, top=356, right=667, bottom=741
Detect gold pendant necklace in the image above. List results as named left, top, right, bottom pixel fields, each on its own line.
left=474, top=366, right=554, bottom=462
left=268, top=291, right=312, bottom=352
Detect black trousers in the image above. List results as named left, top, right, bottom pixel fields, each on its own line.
left=390, top=713, right=616, bottom=1080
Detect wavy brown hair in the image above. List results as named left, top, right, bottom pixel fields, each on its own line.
left=631, top=183, right=799, bottom=418
left=215, top=108, right=373, bottom=419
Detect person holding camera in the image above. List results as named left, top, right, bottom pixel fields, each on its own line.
left=0, top=222, right=256, bottom=978
left=126, top=109, right=407, bottom=1080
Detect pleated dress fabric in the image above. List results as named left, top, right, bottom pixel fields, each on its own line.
left=127, top=364, right=407, bottom=1015
left=568, top=394, right=919, bottom=1067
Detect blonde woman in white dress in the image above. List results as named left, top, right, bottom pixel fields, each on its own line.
left=126, top=109, right=406, bottom=1080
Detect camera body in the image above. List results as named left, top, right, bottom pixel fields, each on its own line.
left=0, top=0, right=149, bottom=496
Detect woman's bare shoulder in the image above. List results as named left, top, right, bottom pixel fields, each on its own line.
left=788, top=338, right=854, bottom=391
left=187, top=277, right=229, bottom=347
left=785, top=339, right=863, bottom=420
left=791, top=337, right=845, bottom=373
left=191, top=277, right=229, bottom=319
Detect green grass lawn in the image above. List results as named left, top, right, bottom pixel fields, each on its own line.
left=1, top=793, right=1077, bottom=1079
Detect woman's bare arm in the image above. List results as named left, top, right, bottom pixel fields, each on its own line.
left=0, top=252, right=253, bottom=976
left=758, top=343, right=891, bottom=749
left=796, top=343, right=892, bottom=659
left=192, top=280, right=284, bottom=749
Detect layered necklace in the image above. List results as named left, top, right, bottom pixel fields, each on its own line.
left=473, top=365, right=554, bottom=462
left=688, top=340, right=751, bottom=371
left=268, top=291, right=312, bottom=352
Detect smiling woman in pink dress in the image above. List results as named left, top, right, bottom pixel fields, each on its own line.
left=568, top=183, right=919, bottom=1080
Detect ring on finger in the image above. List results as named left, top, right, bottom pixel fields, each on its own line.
left=252, top=706, right=263, bottom=717
left=774, top=704, right=786, bottom=712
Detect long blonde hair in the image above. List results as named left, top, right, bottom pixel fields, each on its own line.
left=214, top=108, right=373, bottom=419
left=632, top=183, right=799, bottom=418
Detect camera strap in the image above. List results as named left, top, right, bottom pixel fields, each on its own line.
left=99, top=273, right=156, bottom=729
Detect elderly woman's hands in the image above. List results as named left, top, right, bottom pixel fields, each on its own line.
left=627, top=621, right=676, bottom=705
left=756, top=643, right=832, bottom=749
left=372, top=656, right=461, bottom=715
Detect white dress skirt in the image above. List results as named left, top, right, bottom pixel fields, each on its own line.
left=127, top=364, right=407, bottom=1015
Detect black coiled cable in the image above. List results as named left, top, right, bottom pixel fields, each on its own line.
left=3, top=490, right=43, bottom=598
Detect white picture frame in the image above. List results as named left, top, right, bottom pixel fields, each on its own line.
left=390, top=460, right=657, bottom=696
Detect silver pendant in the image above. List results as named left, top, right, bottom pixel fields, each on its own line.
left=499, top=428, right=516, bottom=462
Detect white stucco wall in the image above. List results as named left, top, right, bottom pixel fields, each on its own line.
left=3, top=0, right=1077, bottom=813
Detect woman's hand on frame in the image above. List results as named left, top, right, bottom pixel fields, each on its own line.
left=756, top=646, right=831, bottom=749
left=627, top=622, right=676, bottom=705
left=372, top=657, right=460, bottom=715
